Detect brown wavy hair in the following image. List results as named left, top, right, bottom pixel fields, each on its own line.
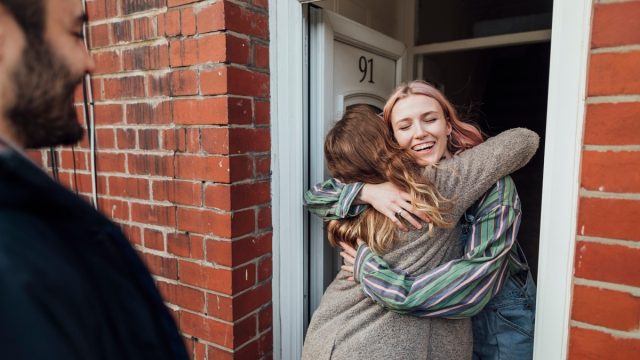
left=324, top=106, right=452, bottom=254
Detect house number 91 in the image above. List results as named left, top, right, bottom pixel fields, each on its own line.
left=359, top=56, right=374, bottom=84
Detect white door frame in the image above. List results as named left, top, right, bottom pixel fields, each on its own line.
left=271, top=0, right=592, bottom=358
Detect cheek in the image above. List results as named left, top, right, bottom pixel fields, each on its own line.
left=392, top=130, right=411, bottom=149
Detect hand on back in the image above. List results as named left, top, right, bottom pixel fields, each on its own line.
left=359, top=182, right=430, bottom=231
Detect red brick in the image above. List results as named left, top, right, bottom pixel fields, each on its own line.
left=59, top=149, right=88, bottom=171
left=98, top=198, right=130, bottom=221
left=588, top=51, right=640, bottom=96
left=592, top=1, right=640, bottom=48
left=227, top=35, right=250, bottom=65
left=206, top=293, right=234, bottom=321
left=25, top=150, right=44, bottom=166
left=231, top=209, right=256, bottom=237
left=258, top=256, right=272, bottom=282
left=138, top=129, right=160, bottom=150
left=90, top=23, right=110, bottom=48
left=229, top=97, right=253, bottom=124
left=256, top=155, right=270, bottom=177
left=126, top=101, right=172, bottom=125
left=253, top=0, right=268, bottom=10
left=167, top=233, right=204, bottom=259
left=255, top=100, right=269, bottom=125
left=96, top=152, right=127, bottom=173
left=233, top=313, right=257, bottom=347
left=234, top=328, right=272, bottom=359
left=200, top=128, right=229, bottom=154
left=186, top=129, right=200, bottom=153
left=172, top=98, right=229, bottom=125
left=231, top=282, right=271, bottom=320
left=86, top=0, right=119, bottom=21
left=111, top=20, right=132, bottom=43
left=229, top=128, right=270, bottom=154
left=123, top=44, right=169, bottom=71
left=93, top=50, right=122, bottom=74
left=121, top=0, right=165, bottom=15
left=205, top=239, right=232, bottom=267
left=577, top=197, right=640, bottom=241
left=94, top=104, right=124, bottom=125
left=169, top=70, right=198, bottom=96
left=95, top=128, right=116, bottom=149
left=141, top=252, right=178, bottom=280
left=232, top=181, right=270, bottom=209
left=169, top=35, right=226, bottom=67
left=258, top=304, right=272, bottom=332
left=168, top=0, right=198, bottom=7
left=128, top=154, right=175, bottom=176
left=157, top=281, right=205, bottom=313
left=228, top=233, right=271, bottom=268
left=204, top=184, right=232, bottom=210
left=122, top=224, right=142, bottom=245
left=143, top=228, right=165, bottom=251
left=162, top=128, right=187, bottom=151
left=148, top=74, right=169, bottom=98
left=575, top=241, right=640, bottom=287
left=225, top=1, right=268, bottom=39
left=175, top=155, right=230, bottom=182
left=178, top=260, right=232, bottom=293
left=152, top=179, right=202, bottom=206
left=115, top=128, right=137, bottom=149
left=176, top=207, right=231, bottom=237
left=206, top=346, right=233, bottom=360
left=181, top=7, right=196, bottom=36
left=255, top=42, right=269, bottom=69
left=569, top=326, right=640, bottom=360
left=201, top=67, right=269, bottom=97
left=196, top=1, right=224, bottom=33
left=131, top=203, right=177, bottom=227
left=102, top=76, right=146, bottom=100
left=229, top=155, right=254, bottom=182
left=233, top=263, right=257, bottom=293
left=584, top=103, right=640, bottom=145
left=571, top=285, right=640, bottom=332
left=257, top=206, right=271, bottom=230
left=581, top=151, right=640, bottom=193
left=180, top=311, right=233, bottom=348
left=132, top=16, right=156, bottom=41
left=164, top=9, right=181, bottom=36
left=108, top=176, right=150, bottom=199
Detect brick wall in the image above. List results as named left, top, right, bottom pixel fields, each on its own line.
left=36, top=0, right=272, bottom=358
left=570, top=0, right=640, bottom=358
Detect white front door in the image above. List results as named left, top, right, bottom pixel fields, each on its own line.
left=307, top=7, right=405, bottom=322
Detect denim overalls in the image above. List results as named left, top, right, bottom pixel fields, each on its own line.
left=462, top=211, right=537, bottom=360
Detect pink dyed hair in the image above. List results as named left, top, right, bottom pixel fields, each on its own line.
left=382, top=80, right=485, bottom=154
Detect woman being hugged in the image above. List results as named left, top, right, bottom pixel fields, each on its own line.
left=302, top=82, right=538, bottom=360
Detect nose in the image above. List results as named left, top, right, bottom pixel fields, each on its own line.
left=82, top=45, right=95, bottom=74
left=412, top=120, right=429, bottom=139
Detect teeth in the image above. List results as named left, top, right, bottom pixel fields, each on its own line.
left=414, top=143, right=434, bottom=151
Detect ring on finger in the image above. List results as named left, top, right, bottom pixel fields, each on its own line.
left=396, top=209, right=404, bottom=217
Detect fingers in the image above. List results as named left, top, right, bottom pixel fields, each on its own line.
left=339, top=241, right=357, bottom=257
left=341, top=265, right=354, bottom=274
left=386, top=209, right=409, bottom=231
left=339, top=251, right=354, bottom=267
left=356, top=238, right=365, bottom=246
left=396, top=206, right=422, bottom=230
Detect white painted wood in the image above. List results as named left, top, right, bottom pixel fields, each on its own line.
left=534, top=0, right=592, bottom=359
left=308, top=8, right=406, bottom=318
left=270, top=0, right=306, bottom=358
left=413, top=29, right=552, bottom=55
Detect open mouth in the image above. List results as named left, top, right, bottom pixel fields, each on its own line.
left=412, top=142, right=435, bottom=152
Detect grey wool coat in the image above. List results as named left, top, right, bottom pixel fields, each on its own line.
left=302, top=128, right=540, bottom=360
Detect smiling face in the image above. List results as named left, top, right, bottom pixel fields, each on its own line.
left=389, top=94, right=452, bottom=166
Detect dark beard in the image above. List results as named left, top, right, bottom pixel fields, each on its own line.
left=6, top=42, right=84, bottom=149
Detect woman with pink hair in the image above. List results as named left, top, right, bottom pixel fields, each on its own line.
left=303, top=81, right=538, bottom=359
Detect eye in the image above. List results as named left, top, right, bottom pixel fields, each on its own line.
left=73, top=30, right=85, bottom=40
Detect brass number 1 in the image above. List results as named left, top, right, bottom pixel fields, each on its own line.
left=359, top=56, right=374, bottom=84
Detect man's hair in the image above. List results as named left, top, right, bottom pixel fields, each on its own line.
left=0, top=0, right=46, bottom=40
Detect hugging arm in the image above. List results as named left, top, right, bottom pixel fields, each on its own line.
left=304, top=178, right=367, bottom=220
left=352, top=177, right=521, bottom=318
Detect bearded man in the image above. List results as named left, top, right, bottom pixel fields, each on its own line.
left=0, top=1, right=188, bottom=358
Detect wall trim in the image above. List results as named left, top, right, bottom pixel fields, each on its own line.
left=534, top=0, right=593, bottom=358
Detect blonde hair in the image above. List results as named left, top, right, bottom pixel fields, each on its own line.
left=324, top=106, right=452, bottom=254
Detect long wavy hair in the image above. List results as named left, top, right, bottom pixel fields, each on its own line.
left=383, top=80, right=485, bottom=154
left=324, top=106, right=452, bottom=254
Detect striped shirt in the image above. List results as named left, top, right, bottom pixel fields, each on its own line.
left=305, top=176, right=528, bottom=318
left=304, top=178, right=367, bottom=219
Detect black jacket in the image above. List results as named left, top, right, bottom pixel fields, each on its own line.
left=0, top=142, right=188, bottom=360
